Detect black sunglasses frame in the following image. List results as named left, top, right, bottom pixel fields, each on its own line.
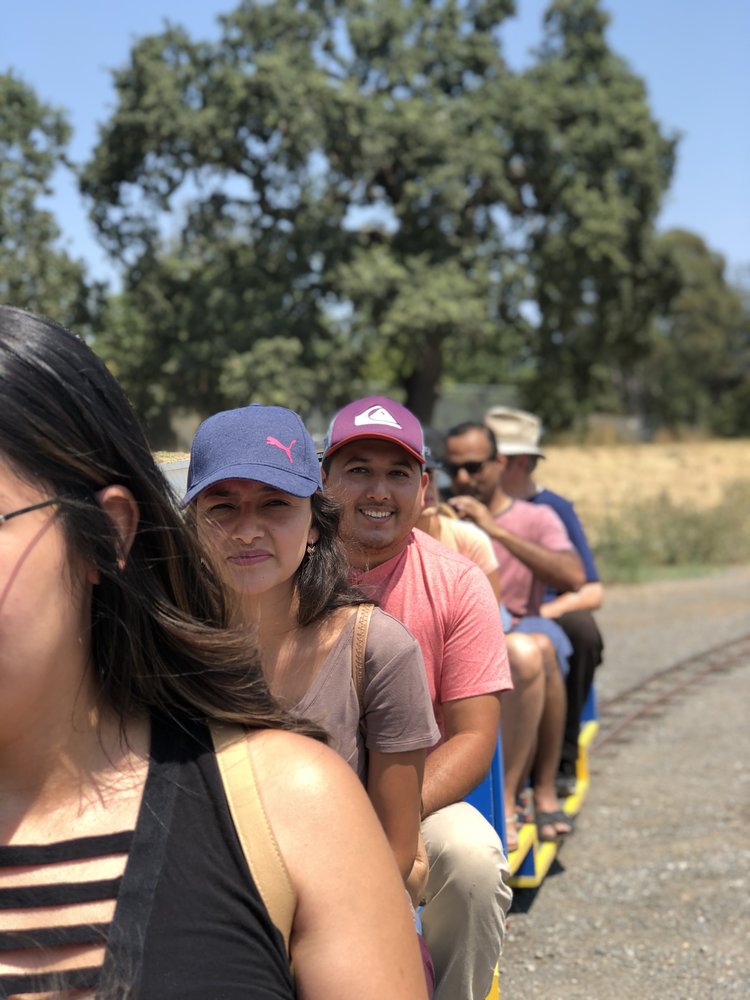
left=444, top=455, right=496, bottom=478
left=0, top=498, right=63, bottom=526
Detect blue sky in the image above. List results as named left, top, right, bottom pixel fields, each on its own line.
left=3, top=0, right=748, bottom=285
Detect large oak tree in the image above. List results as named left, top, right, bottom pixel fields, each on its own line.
left=82, top=0, right=679, bottom=439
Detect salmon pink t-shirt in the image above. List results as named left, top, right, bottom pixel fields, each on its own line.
left=491, top=500, right=572, bottom=622
left=350, top=529, right=511, bottom=739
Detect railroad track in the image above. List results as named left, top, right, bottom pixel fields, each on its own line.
left=591, top=632, right=750, bottom=755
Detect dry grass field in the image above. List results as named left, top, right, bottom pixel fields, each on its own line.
left=537, top=439, right=750, bottom=540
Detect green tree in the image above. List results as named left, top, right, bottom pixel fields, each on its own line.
left=82, top=0, right=679, bottom=438
left=81, top=1, right=527, bottom=435
left=95, top=239, right=361, bottom=443
left=501, top=0, right=679, bottom=430
left=638, top=230, right=749, bottom=436
left=0, top=73, right=91, bottom=327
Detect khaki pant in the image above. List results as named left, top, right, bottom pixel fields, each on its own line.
left=421, top=802, right=512, bottom=1000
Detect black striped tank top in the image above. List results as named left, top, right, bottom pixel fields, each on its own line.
left=0, top=716, right=294, bottom=999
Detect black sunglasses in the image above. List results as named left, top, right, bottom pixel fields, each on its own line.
left=444, top=455, right=495, bottom=477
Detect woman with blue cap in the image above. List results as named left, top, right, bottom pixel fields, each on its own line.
left=186, top=405, right=439, bottom=888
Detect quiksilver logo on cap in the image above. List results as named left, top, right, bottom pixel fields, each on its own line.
left=353, top=405, right=402, bottom=429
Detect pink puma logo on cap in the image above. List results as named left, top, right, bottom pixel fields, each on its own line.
left=266, top=436, right=296, bottom=464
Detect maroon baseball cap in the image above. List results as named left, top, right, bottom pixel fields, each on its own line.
left=323, top=396, right=426, bottom=465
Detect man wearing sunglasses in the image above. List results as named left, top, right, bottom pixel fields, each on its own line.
left=444, top=421, right=585, bottom=844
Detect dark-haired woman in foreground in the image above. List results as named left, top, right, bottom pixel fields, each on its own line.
left=0, top=305, right=427, bottom=999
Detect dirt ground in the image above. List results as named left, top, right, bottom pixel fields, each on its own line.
left=500, top=565, right=750, bottom=999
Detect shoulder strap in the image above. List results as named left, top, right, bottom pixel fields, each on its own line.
left=351, top=603, right=375, bottom=726
left=209, top=722, right=296, bottom=959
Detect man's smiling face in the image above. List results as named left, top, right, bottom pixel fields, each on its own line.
left=323, top=439, right=428, bottom=569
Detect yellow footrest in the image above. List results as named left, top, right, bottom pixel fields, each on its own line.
left=484, top=962, right=500, bottom=999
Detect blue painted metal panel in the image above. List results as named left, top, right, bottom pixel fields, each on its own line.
left=464, top=731, right=507, bottom=852
left=581, top=685, right=599, bottom=723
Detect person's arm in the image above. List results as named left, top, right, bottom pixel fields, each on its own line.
left=449, top=495, right=586, bottom=593
left=359, top=611, right=438, bottom=879
left=247, top=730, right=428, bottom=1000
left=485, top=567, right=502, bottom=604
left=541, top=580, right=604, bottom=618
left=420, top=693, right=502, bottom=818
left=453, top=519, right=503, bottom=602
left=367, top=749, right=425, bottom=880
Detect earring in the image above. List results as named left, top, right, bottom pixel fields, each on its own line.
left=306, top=542, right=317, bottom=556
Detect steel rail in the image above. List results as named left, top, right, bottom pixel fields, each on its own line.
left=591, top=632, right=750, bottom=753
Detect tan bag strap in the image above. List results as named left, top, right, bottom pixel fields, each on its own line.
left=209, top=722, right=296, bottom=958
left=351, top=603, right=375, bottom=726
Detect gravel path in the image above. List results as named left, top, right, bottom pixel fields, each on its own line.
left=593, top=565, right=750, bottom=698
left=500, top=565, right=750, bottom=999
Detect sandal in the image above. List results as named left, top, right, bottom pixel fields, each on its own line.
left=535, top=809, right=574, bottom=843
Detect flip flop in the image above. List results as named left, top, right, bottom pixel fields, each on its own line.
left=535, top=809, right=574, bottom=842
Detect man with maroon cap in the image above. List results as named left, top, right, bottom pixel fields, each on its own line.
left=322, top=396, right=513, bottom=1000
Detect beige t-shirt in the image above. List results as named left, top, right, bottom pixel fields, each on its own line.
left=293, top=607, right=440, bottom=782
left=433, top=515, right=499, bottom=577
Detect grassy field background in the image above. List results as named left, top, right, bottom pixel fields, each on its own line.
left=539, top=440, right=750, bottom=536
left=539, top=439, right=750, bottom=579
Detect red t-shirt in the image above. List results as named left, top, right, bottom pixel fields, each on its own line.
left=350, top=529, right=512, bottom=739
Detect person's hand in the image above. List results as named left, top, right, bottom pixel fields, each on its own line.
left=405, top=831, right=430, bottom=908
left=447, top=495, right=496, bottom=535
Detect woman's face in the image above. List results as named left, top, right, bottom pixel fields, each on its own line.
left=0, top=458, right=92, bottom=744
left=196, top=479, right=319, bottom=604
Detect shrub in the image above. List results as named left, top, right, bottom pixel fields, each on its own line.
left=596, top=481, right=750, bottom=583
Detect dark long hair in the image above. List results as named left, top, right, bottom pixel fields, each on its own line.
left=295, top=491, right=370, bottom=626
left=0, top=305, right=322, bottom=738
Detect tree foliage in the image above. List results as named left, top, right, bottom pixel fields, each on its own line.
left=81, top=1, right=685, bottom=441
left=501, top=0, right=679, bottom=430
left=638, top=230, right=750, bottom=436
left=81, top=1, right=532, bottom=438
left=0, top=73, right=91, bottom=327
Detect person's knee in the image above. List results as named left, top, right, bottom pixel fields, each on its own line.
left=425, top=808, right=509, bottom=898
left=559, top=610, right=604, bottom=661
left=533, top=633, right=560, bottom=678
left=506, top=633, right=544, bottom=687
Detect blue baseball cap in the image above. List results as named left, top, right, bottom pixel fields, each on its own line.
left=183, top=404, right=321, bottom=504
